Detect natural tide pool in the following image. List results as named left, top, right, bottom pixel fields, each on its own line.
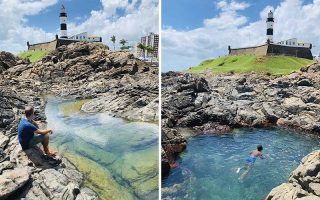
left=45, top=98, right=159, bottom=200
left=162, top=128, right=320, bottom=200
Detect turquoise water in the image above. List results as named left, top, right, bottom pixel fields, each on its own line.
left=45, top=99, right=158, bottom=200
left=162, top=128, right=320, bottom=200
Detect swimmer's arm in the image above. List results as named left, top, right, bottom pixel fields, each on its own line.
left=259, top=153, right=266, bottom=159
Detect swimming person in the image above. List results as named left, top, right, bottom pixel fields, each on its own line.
left=237, top=144, right=265, bottom=181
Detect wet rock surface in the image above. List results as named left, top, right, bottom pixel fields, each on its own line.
left=161, top=63, right=320, bottom=194
left=265, top=150, right=320, bottom=200
left=0, top=42, right=158, bottom=199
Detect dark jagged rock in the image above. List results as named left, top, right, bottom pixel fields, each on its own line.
left=161, top=148, right=171, bottom=179
left=301, top=62, right=320, bottom=73
left=296, top=78, right=313, bottom=86
left=0, top=51, right=27, bottom=73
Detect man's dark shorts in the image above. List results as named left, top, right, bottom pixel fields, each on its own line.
left=29, top=134, right=45, bottom=147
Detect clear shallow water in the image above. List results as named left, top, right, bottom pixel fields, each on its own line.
left=162, top=128, right=320, bottom=200
left=45, top=98, right=159, bottom=200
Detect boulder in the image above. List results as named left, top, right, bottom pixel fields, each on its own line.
left=266, top=151, right=320, bottom=200
left=0, top=51, right=21, bottom=72
left=0, top=133, right=9, bottom=149
left=0, top=167, right=30, bottom=199
left=290, top=150, right=320, bottom=182
left=297, top=79, right=313, bottom=87
left=262, top=102, right=280, bottom=122
left=161, top=148, right=171, bottom=179
left=0, top=161, right=14, bottom=174
left=283, top=97, right=306, bottom=114
left=4, top=64, right=31, bottom=76
left=236, top=85, right=253, bottom=93
left=75, top=187, right=99, bottom=200
left=195, top=77, right=210, bottom=92
left=309, top=183, right=320, bottom=196
left=265, top=183, right=309, bottom=200
left=235, top=108, right=267, bottom=127
left=30, top=169, right=77, bottom=199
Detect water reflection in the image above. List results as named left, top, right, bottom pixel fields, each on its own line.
left=45, top=98, right=159, bottom=200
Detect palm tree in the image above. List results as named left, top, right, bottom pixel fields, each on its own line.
left=146, top=45, right=154, bottom=64
left=137, top=43, right=146, bottom=60
left=110, top=35, right=116, bottom=50
left=119, top=39, right=127, bottom=50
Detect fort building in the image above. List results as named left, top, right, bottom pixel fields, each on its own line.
left=27, top=5, right=102, bottom=52
left=228, top=10, right=313, bottom=60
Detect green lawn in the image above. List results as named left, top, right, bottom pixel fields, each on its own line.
left=17, top=50, right=48, bottom=62
left=188, top=55, right=315, bottom=75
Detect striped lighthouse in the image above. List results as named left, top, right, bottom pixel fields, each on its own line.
left=266, top=10, right=274, bottom=43
left=60, top=5, right=68, bottom=38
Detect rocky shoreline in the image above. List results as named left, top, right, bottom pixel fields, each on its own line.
left=0, top=42, right=158, bottom=199
left=161, top=63, right=320, bottom=197
left=266, top=150, right=320, bottom=199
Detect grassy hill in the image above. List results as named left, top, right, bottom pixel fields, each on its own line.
left=188, top=55, right=315, bottom=75
left=17, top=50, right=48, bottom=62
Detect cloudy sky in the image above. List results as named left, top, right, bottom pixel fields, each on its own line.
left=162, top=0, right=320, bottom=72
left=0, top=0, right=158, bottom=53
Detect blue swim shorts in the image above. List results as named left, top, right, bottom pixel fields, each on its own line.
left=246, top=156, right=256, bottom=165
left=29, top=134, right=45, bottom=147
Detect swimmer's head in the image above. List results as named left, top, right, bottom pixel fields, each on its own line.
left=257, top=145, right=263, bottom=151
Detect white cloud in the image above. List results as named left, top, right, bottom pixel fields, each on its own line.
left=0, top=0, right=57, bottom=53
left=68, top=0, right=158, bottom=48
left=100, top=0, right=129, bottom=16
left=204, top=0, right=249, bottom=29
left=0, top=0, right=158, bottom=53
left=162, top=0, right=320, bottom=72
left=216, top=0, right=250, bottom=11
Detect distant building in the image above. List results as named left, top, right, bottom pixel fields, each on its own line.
left=228, top=10, right=313, bottom=60
left=27, top=5, right=102, bottom=51
left=135, top=32, right=159, bottom=59
left=69, top=32, right=102, bottom=42
left=277, top=38, right=312, bottom=49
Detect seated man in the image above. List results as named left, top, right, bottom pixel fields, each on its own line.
left=18, top=106, right=56, bottom=156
